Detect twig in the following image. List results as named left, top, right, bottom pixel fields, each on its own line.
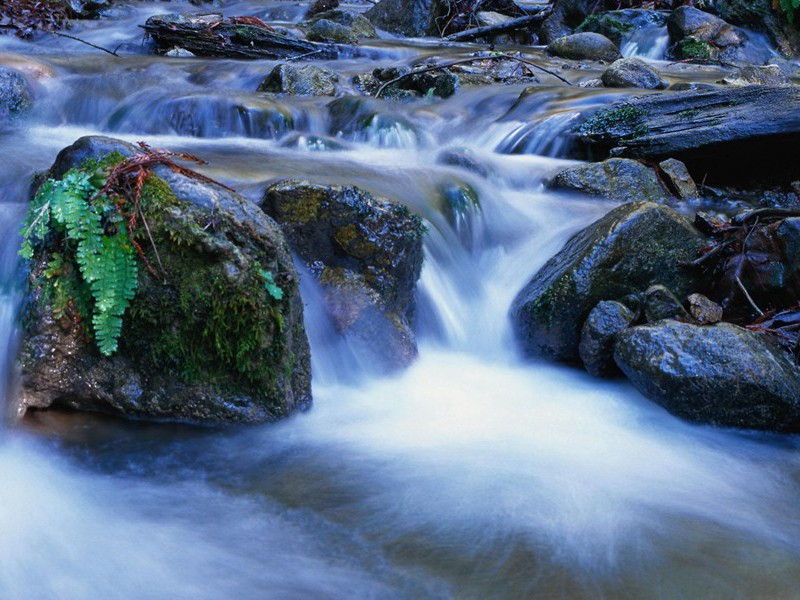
left=736, top=276, right=764, bottom=317
left=375, top=53, right=570, bottom=98
left=138, top=204, right=166, bottom=279
left=287, top=49, right=323, bottom=62
left=443, top=11, right=549, bottom=42
left=52, top=31, right=120, bottom=56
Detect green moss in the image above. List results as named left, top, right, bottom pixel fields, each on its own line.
left=678, top=37, right=714, bottom=60
left=579, top=104, right=647, bottom=138
left=579, top=14, right=633, bottom=34
left=676, top=108, right=702, bottom=120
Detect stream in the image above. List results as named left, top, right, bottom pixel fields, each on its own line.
left=0, top=1, right=799, bottom=598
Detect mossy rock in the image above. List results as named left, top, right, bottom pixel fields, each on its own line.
left=262, top=180, right=425, bottom=371
left=510, top=201, right=705, bottom=362
left=18, top=136, right=311, bottom=423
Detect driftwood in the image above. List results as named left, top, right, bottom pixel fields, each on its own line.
left=141, top=14, right=340, bottom=60
left=574, top=86, right=800, bottom=184
left=443, top=10, right=550, bottom=42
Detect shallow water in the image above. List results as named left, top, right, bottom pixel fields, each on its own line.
left=0, top=2, right=799, bottom=598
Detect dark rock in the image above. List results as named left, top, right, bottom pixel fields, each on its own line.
left=721, top=65, right=792, bottom=87
left=306, top=0, right=339, bottom=19
left=687, top=293, right=723, bottom=324
left=579, top=300, right=635, bottom=377
left=19, top=136, right=311, bottom=423
left=436, top=147, right=493, bottom=179
left=539, top=0, right=595, bottom=44
left=0, top=67, right=32, bottom=123
left=715, top=0, right=800, bottom=57
left=306, top=18, right=358, bottom=44
left=279, top=133, right=351, bottom=151
left=547, top=158, right=668, bottom=203
left=259, top=64, right=339, bottom=96
left=262, top=181, right=425, bottom=371
left=367, top=65, right=459, bottom=99
left=66, top=0, right=112, bottom=18
left=511, top=201, right=705, bottom=362
left=327, top=96, right=419, bottom=144
left=601, top=58, right=667, bottom=90
left=644, top=284, right=690, bottom=322
left=776, top=217, right=800, bottom=272
left=614, top=320, right=800, bottom=432
left=365, top=0, right=433, bottom=37
left=546, top=32, right=622, bottom=62
left=306, top=10, right=378, bottom=38
left=658, top=158, right=698, bottom=199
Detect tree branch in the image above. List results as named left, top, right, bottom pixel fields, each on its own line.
left=53, top=31, right=119, bottom=56
left=443, top=10, right=550, bottom=42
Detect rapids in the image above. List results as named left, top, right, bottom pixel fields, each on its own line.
left=0, top=2, right=798, bottom=598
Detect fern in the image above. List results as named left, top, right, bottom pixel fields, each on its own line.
left=20, top=167, right=139, bottom=356
left=258, top=267, right=284, bottom=301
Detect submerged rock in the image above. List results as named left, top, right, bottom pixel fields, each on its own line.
left=511, top=202, right=704, bottom=362
left=259, top=64, right=339, bottom=96
left=614, top=320, right=800, bottom=432
left=262, top=181, right=425, bottom=371
left=577, top=9, right=666, bottom=46
left=601, top=58, right=667, bottom=90
left=327, top=96, right=419, bottom=144
left=0, top=67, right=32, bottom=123
left=547, top=158, right=668, bottom=203
left=19, top=136, right=311, bottom=423
left=579, top=300, right=635, bottom=377
left=546, top=32, right=622, bottom=62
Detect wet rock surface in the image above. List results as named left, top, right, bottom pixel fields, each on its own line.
left=259, top=64, right=339, bottom=96
left=262, top=180, right=425, bottom=372
left=546, top=32, right=621, bottom=62
left=601, top=58, right=666, bottom=90
left=19, top=136, right=312, bottom=423
left=0, top=67, right=32, bottom=123
left=579, top=300, right=635, bottom=377
left=547, top=158, right=668, bottom=203
left=614, top=320, right=800, bottom=432
left=511, top=202, right=705, bottom=362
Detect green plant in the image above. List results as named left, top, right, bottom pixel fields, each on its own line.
left=778, top=0, right=800, bottom=23
left=20, top=166, right=138, bottom=356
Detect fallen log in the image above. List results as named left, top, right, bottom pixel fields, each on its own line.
left=443, top=10, right=550, bottom=42
left=573, top=86, right=800, bottom=186
left=142, top=13, right=340, bottom=60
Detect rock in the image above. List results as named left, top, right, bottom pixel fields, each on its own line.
left=306, top=0, right=338, bottom=19
left=368, top=65, right=459, bottom=99
left=574, top=87, right=800, bottom=188
left=511, top=202, right=705, bottom=362
left=65, top=0, right=112, bottom=18
left=601, top=58, right=667, bottom=90
left=279, top=133, right=351, bottom=152
left=539, top=0, right=595, bottom=44
left=436, top=147, right=492, bottom=179
left=721, top=65, right=792, bottom=87
left=307, top=10, right=378, bottom=38
left=546, top=32, right=622, bottom=62
left=579, top=300, right=635, bottom=377
left=644, top=285, right=690, bottom=322
left=715, top=0, right=800, bottom=57
left=687, top=293, right=723, bottom=324
left=18, top=136, right=311, bottom=423
left=614, top=320, right=800, bottom=432
left=262, top=181, right=425, bottom=371
left=258, top=64, right=339, bottom=96
left=165, top=47, right=196, bottom=58
left=667, top=6, right=771, bottom=64
left=365, top=0, right=433, bottom=37
left=306, top=18, right=358, bottom=44
left=658, top=158, right=698, bottom=199
left=577, top=9, right=666, bottom=47
left=0, top=67, right=32, bottom=123
left=547, top=158, right=668, bottom=203
left=776, top=217, right=800, bottom=272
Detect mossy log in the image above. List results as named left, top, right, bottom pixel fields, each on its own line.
left=574, top=86, right=800, bottom=185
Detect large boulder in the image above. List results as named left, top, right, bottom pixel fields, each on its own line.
left=601, top=58, right=667, bottom=90
left=262, top=181, right=425, bottom=372
left=539, top=0, right=595, bottom=44
left=0, top=67, right=32, bottom=124
left=547, top=158, right=669, bottom=203
left=546, top=32, right=622, bottom=62
left=510, top=202, right=705, bottom=362
left=614, top=320, right=800, bottom=432
left=18, top=136, right=311, bottom=423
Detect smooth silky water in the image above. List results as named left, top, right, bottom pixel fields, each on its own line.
left=0, top=2, right=799, bottom=598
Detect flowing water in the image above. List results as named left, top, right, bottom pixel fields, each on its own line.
left=0, top=2, right=799, bottom=598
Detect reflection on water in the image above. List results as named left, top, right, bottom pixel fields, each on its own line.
left=0, top=1, right=798, bottom=598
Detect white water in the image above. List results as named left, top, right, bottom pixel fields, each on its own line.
left=0, top=2, right=798, bottom=598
